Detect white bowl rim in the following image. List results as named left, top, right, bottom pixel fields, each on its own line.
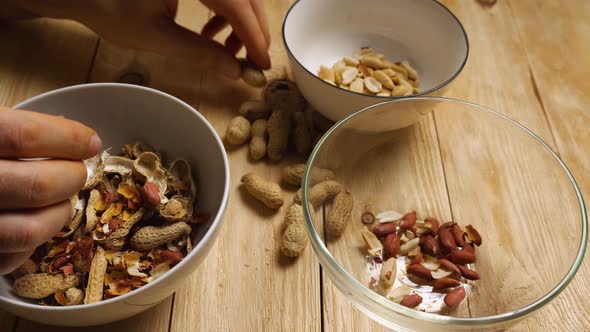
left=303, top=96, right=588, bottom=326
left=0, top=83, right=231, bottom=311
left=282, top=0, right=470, bottom=100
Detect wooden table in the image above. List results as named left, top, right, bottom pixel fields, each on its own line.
left=1, top=1, right=589, bottom=331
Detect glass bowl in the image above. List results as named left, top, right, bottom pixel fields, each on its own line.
left=302, top=97, right=587, bottom=331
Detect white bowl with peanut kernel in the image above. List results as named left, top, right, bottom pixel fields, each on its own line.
left=0, top=83, right=229, bottom=326
left=282, top=0, right=469, bottom=121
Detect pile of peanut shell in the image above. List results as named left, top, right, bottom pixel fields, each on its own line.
left=10, top=143, right=208, bottom=306
left=361, top=210, right=482, bottom=311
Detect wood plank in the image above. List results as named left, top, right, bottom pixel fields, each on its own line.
left=436, top=1, right=588, bottom=331
left=0, top=17, right=97, bottom=330
left=169, top=1, right=320, bottom=331
left=0, top=19, right=98, bottom=103
left=437, top=0, right=555, bottom=146
left=15, top=296, right=173, bottom=332
left=505, top=1, right=590, bottom=330
left=0, top=309, right=17, bottom=332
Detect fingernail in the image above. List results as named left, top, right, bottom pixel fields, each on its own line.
left=89, top=134, right=103, bottom=154
left=222, top=58, right=242, bottom=79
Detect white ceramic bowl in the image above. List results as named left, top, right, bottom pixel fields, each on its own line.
left=0, top=83, right=230, bottom=326
left=283, top=0, right=469, bottom=121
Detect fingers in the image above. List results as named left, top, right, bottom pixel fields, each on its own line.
left=223, top=4, right=271, bottom=69
left=225, top=31, right=243, bottom=55
left=250, top=0, right=271, bottom=48
left=201, top=14, right=228, bottom=39
left=0, top=108, right=102, bottom=160
left=0, top=159, right=86, bottom=209
left=148, top=20, right=241, bottom=78
left=0, top=200, right=71, bottom=253
left=0, top=250, right=35, bottom=275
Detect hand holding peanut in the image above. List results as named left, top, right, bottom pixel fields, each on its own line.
left=4, top=0, right=271, bottom=79
left=0, top=107, right=102, bottom=275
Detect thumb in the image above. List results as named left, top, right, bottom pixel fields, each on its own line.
left=144, top=19, right=241, bottom=79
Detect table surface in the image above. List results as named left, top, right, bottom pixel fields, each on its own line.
left=1, top=1, right=589, bottom=331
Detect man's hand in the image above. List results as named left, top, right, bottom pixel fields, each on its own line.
left=7, top=0, right=272, bottom=79
left=0, top=108, right=102, bottom=274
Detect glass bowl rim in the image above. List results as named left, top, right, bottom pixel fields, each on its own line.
left=302, top=96, right=588, bottom=326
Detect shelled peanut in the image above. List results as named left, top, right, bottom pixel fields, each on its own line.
left=318, top=47, right=420, bottom=97
left=361, top=209, right=482, bottom=312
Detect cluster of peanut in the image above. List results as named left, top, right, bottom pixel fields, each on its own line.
left=226, top=80, right=336, bottom=161
left=361, top=210, right=482, bottom=311
left=10, top=143, right=208, bottom=305
left=241, top=164, right=353, bottom=258
left=236, top=65, right=352, bottom=258
left=318, top=47, right=420, bottom=97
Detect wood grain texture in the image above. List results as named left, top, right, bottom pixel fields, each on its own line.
left=0, top=19, right=97, bottom=104
left=15, top=296, right=173, bottom=332
left=437, top=1, right=588, bottom=331
left=89, top=0, right=208, bottom=106
left=170, top=1, right=321, bottom=331
left=1, top=0, right=590, bottom=331
left=505, top=1, right=590, bottom=330
left=0, top=309, right=17, bottom=332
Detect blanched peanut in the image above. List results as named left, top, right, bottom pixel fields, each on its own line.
left=318, top=48, right=420, bottom=96
left=318, top=65, right=335, bottom=84
left=342, top=67, right=358, bottom=85
left=372, top=70, right=395, bottom=90
left=350, top=78, right=364, bottom=93
left=400, top=61, right=418, bottom=81
left=360, top=55, right=386, bottom=69
left=364, top=77, right=382, bottom=93
left=390, top=63, right=409, bottom=80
